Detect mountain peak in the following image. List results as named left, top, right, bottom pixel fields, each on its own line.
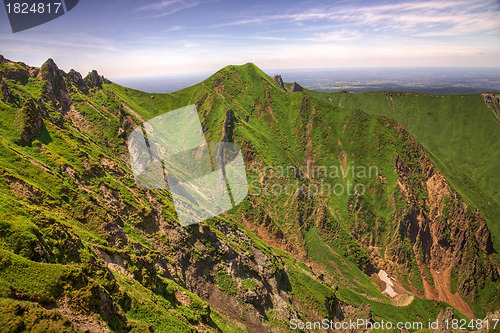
left=42, top=57, right=58, bottom=69
left=84, top=69, right=110, bottom=88
left=40, top=57, right=67, bottom=97
left=205, top=62, right=304, bottom=95
left=216, top=62, right=263, bottom=75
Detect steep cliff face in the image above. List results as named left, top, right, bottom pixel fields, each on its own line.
left=357, top=125, right=499, bottom=316
left=0, top=56, right=498, bottom=332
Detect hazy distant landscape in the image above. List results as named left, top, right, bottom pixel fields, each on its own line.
left=115, top=67, right=500, bottom=94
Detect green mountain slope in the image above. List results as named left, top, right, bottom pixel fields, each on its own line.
left=0, top=56, right=498, bottom=332
left=312, top=90, right=500, bottom=251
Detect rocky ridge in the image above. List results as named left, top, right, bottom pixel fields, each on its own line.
left=0, top=56, right=350, bottom=333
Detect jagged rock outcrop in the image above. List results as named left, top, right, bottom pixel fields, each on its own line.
left=325, top=295, right=372, bottom=332
left=1, top=56, right=112, bottom=124
left=84, top=70, right=110, bottom=88
left=288, top=82, right=303, bottom=92
left=325, top=294, right=344, bottom=320
left=397, top=156, right=498, bottom=299
left=272, top=75, right=303, bottom=92
left=477, top=309, right=500, bottom=333
left=40, top=58, right=67, bottom=93
left=40, top=58, right=73, bottom=113
left=0, top=57, right=30, bottom=82
left=272, top=74, right=285, bottom=90
left=67, top=69, right=87, bottom=92
left=222, top=108, right=236, bottom=142
left=482, top=93, right=500, bottom=104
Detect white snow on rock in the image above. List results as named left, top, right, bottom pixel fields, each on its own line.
left=378, top=270, right=397, bottom=297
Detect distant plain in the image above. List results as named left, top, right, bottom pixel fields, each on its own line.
left=115, top=67, right=500, bottom=94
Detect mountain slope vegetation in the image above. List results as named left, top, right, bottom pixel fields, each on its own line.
left=319, top=89, right=500, bottom=250
left=0, top=55, right=498, bottom=332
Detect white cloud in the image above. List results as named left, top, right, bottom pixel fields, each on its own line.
left=252, top=36, right=285, bottom=41
left=183, top=42, right=201, bottom=48
left=163, top=25, right=186, bottom=33
left=309, top=30, right=363, bottom=42
left=3, top=0, right=498, bottom=78
left=214, top=0, right=500, bottom=39
left=1, top=32, right=117, bottom=51
left=135, top=0, right=200, bottom=18
left=190, top=34, right=285, bottom=41
left=136, top=0, right=187, bottom=12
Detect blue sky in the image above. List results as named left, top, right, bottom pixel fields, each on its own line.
left=1, top=0, right=499, bottom=79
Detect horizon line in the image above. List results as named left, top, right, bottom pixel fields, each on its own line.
left=110, top=65, right=500, bottom=81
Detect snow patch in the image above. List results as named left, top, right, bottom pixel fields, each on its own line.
left=378, top=270, right=397, bottom=297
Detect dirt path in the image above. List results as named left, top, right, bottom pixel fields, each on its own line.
left=423, top=267, right=473, bottom=318
left=121, top=103, right=145, bottom=123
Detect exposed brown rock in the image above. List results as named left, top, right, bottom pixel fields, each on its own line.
left=386, top=126, right=497, bottom=315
